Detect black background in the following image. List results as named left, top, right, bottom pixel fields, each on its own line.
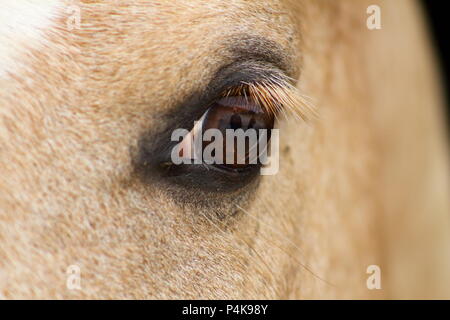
left=421, top=1, right=449, bottom=125
left=0, top=300, right=445, bottom=317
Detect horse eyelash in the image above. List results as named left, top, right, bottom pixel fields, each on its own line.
left=221, top=74, right=317, bottom=122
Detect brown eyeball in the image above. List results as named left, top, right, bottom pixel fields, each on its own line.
left=201, top=96, right=274, bottom=170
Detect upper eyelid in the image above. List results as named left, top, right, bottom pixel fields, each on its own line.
left=227, top=35, right=298, bottom=79
left=164, top=61, right=288, bottom=130
left=215, top=96, right=266, bottom=113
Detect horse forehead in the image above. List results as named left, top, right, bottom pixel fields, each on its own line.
left=0, top=0, right=291, bottom=79
left=0, top=1, right=61, bottom=78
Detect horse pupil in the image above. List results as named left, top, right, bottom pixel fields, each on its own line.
left=229, top=114, right=242, bottom=130
left=199, top=97, right=274, bottom=170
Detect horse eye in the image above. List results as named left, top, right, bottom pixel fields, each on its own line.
left=202, top=96, right=274, bottom=135
left=201, top=96, right=274, bottom=171
left=154, top=84, right=284, bottom=193
left=158, top=91, right=277, bottom=193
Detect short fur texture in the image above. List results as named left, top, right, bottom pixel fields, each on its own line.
left=0, top=0, right=449, bottom=299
